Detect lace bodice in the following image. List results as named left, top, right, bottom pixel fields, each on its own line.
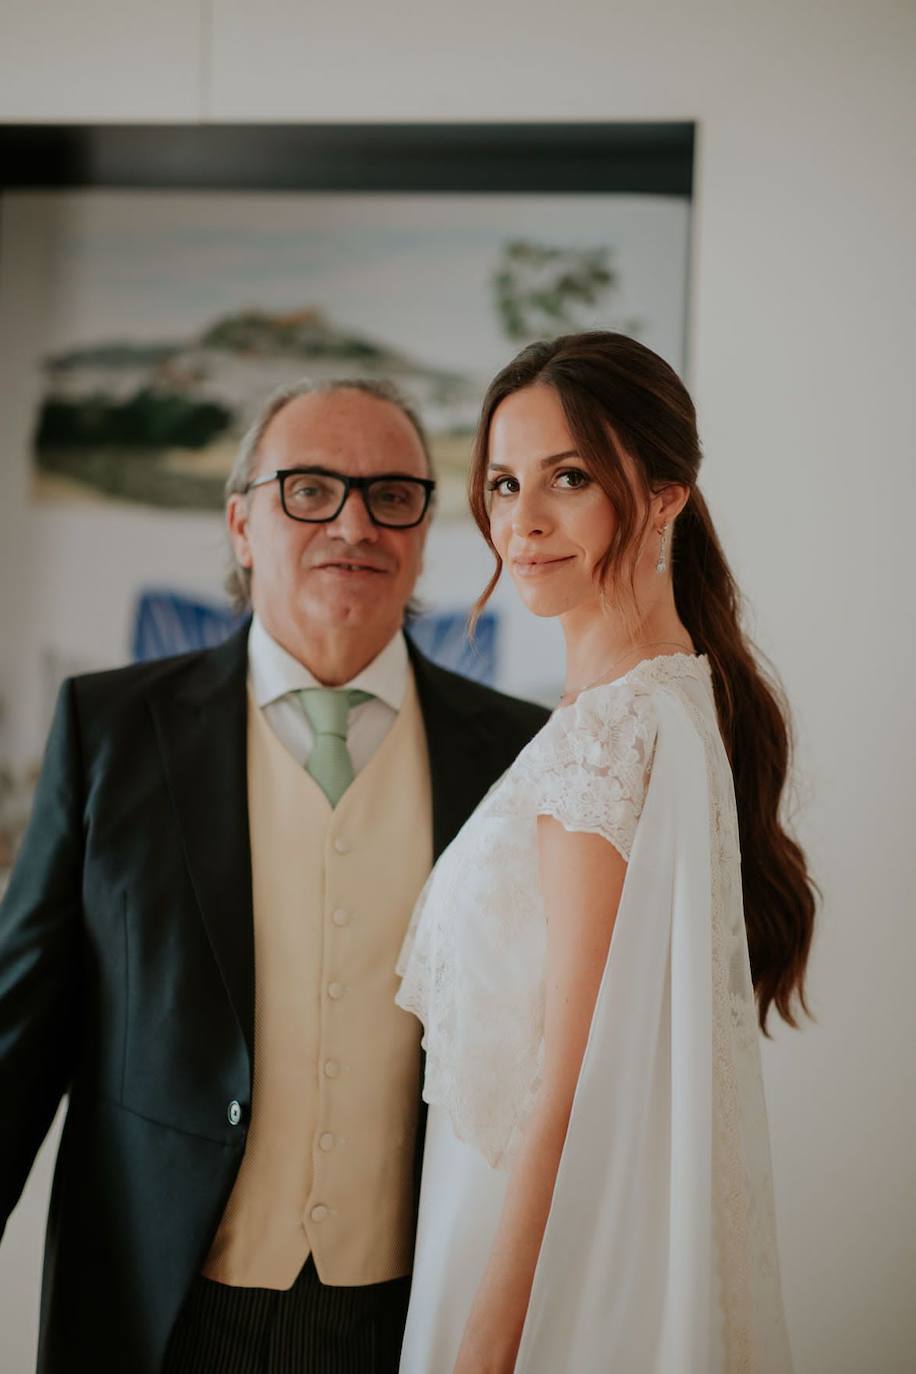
left=396, top=652, right=710, bottom=1168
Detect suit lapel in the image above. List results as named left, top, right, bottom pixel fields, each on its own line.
left=406, top=637, right=499, bottom=860
left=146, top=625, right=255, bottom=1068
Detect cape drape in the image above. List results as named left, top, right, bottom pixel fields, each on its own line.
left=514, top=688, right=794, bottom=1373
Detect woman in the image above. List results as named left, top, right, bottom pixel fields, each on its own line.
left=396, top=332, right=816, bottom=1373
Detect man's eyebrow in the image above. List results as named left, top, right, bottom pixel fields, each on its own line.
left=487, top=449, right=581, bottom=473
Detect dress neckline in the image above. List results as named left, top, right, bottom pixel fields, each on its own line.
left=553, top=651, right=710, bottom=715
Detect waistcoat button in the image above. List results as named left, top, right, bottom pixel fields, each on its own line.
left=227, top=1100, right=242, bottom=1127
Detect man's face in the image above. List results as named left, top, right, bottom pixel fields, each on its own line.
left=227, top=388, right=431, bottom=654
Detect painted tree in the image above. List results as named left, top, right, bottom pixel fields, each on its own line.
left=492, top=239, right=640, bottom=342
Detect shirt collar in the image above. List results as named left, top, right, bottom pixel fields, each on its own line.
left=248, top=613, right=408, bottom=713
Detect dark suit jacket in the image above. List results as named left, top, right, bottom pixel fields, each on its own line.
left=0, top=623, right=548, bottom=1373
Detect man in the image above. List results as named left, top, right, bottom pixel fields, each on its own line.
left=0, top=378, right=548, bottom=1373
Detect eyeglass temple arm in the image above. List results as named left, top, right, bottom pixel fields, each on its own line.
left=243, top=472, right=279, bottom=493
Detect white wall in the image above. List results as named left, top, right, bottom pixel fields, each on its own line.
left=1, top=2, right=915, bottom=1372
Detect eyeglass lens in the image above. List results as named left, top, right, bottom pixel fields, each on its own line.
left=282, top=472, right=427, bottom=526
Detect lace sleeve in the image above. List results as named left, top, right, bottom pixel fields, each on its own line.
left=491, top=683, right=658, bottom=861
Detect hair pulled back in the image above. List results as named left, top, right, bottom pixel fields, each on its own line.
left=468, top=331, right=818, bottom=1037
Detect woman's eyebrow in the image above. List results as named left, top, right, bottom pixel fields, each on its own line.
left=488, top=449, right=581, bottom=473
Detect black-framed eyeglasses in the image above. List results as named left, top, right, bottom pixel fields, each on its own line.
left=244, top=466, right=436, bottom=529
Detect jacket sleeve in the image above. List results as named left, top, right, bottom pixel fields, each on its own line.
left=0, top=679, right=84, bottom=1235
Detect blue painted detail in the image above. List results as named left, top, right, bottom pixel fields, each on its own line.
left=407, top=609, right=497, bottom=685
left=131, top=588, right=498, bottom=686
left=132, top=589, right=244, bottom=662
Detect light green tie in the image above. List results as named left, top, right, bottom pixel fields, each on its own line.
left=297, top=687, right=374, bottom=807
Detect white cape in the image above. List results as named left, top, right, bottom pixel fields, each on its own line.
left=514, top=688, right=794, bottom=1373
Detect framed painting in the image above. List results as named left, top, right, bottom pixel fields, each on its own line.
left=2, top=123, right=694, bottom=522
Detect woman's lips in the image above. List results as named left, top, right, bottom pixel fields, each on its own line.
left=511, top=555, right=575, bottom=578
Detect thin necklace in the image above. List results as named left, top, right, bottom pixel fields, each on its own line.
left=558, top=639, right=695, bottom=706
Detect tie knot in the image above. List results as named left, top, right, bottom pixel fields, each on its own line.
left=297, top=687, right=373, bottom=739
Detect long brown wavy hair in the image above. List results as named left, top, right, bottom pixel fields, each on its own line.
left=468, top=331, right=818, bottom=1037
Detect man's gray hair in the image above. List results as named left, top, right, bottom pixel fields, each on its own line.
left=224, top=376, right=435, bottom=612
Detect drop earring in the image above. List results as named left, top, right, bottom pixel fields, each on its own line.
left=655, top=524, right=669, bottom=575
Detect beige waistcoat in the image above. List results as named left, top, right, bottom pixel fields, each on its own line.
left=202, top=669, right=433, bottom=1288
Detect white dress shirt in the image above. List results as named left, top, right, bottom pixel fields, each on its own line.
left=247, top=614, right=409, bottom=775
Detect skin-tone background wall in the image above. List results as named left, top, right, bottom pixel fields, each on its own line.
left=1, top=3, right=914, bottom=1371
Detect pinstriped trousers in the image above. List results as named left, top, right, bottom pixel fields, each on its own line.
left=163, top=1256, right=411, bottom=1373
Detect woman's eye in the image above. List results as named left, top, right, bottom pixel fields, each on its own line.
left=486, top=469, right=588, bottom=497
left=555, top=468, right=590, bottom=489
left=486, top=476, right=518, bottom=497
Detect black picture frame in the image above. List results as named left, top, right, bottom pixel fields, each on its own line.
left=0, top=121, right=693, bottom=196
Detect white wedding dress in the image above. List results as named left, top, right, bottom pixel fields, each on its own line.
left=395, top=652, right=794, bottom=1373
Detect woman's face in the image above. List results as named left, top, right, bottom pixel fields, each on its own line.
left=486, top=383, right=625, bottom=619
